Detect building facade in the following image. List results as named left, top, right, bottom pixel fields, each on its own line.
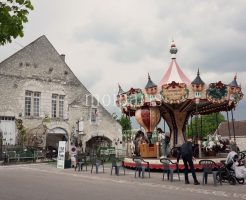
left=0, top=35, right=122, bottom=154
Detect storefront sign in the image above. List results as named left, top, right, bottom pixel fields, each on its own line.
left=57, top=141, right=66, bottom=169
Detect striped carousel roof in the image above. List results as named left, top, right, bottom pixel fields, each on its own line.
left=159, top=40, right=191, bottom=86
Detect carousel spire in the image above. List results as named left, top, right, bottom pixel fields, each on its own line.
left=170, top=40, right=178, bottom=59
left=117, top=83, right=124, bottom=95
left=145, top=73, right=157, bottom=89
left=228, top=73, right=238, bottom=87
left=191, top=68, right=205, bottom=85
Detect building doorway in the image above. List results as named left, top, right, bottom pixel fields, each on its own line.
left=0, top=116, right=16, bottom=145
left=46, top=128, right=68, bottom=156
left=85, top=136, right=112, bottom=155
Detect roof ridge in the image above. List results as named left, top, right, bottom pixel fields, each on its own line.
left=0, top=35, right=47, bottom=67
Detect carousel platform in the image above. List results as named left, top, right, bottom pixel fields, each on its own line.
left=123, top=156, right=226, bottom=170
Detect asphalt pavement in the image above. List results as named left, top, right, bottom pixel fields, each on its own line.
left=0, top=163, right=245, bottom=200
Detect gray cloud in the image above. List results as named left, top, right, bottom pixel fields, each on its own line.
left=0, top=0, right=245, bottom=121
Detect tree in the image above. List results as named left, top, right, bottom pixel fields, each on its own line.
left=112, top=113, right=132, bottom=131
left=16, top=119, right=27, bottom=147
left=0, top=0, right=34, bottom=45
left=186, top=112, right=225, bottom=140
left=112, top=113, right=132, bottom=142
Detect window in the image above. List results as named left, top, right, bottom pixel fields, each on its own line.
left=33, top=92, right=40, bottom=116
left=51, top=94, right=65, bottom=118
left=25, top=91, right=32, bottom=116
left=195, top=92, right=201, bottom=98
left=25, top=91, right=40, bottom=117
left=59, top=95, right=65, bottom=118
left=52, top=94, right=58, bottom=118
left=91, top=108, right=98, bottom=123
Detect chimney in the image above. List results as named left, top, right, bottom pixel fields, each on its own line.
left=60, top=54, right=65, bottom=61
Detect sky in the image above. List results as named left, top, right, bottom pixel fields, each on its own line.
left=0, top=0, right=246, bottom=125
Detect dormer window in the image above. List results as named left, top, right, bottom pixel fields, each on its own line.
left=195, top=92, right=201, bottom=98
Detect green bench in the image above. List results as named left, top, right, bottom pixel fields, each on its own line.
left=7, top=151, right=19, bottom=163
left=18, top=150, right=35, bottom=162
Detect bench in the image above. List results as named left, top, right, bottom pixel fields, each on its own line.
left=7, top=151, right=19, bottom=163
left=18, top=150, right=35, bottom=162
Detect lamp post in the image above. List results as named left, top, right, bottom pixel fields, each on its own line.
left=195, top=98, right=202, bottom=158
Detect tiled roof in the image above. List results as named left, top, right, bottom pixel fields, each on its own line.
left=217, top=120, right=246, bottom=137
left=191, top=69, right=205, bottom=85
left=145, top=73, right=157, bottom=89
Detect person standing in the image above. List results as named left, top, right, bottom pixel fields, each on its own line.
left=180, top=137, right=200, bottom=185
left=157, top=128, right=170, bottom=158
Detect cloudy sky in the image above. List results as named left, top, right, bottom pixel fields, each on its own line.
left=0, top=0, right=246, bottom=123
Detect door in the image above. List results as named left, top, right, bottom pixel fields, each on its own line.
left=0, top=116, right=16, bottom=145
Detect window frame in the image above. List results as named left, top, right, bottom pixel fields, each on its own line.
left=25, top=90, right=41, bottom=117
left=51, top=94, right=65, bottom=119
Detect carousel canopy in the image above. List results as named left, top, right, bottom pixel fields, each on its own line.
left=159, top=40, right=191, bottom=86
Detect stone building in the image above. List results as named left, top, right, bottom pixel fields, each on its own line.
left=0, top=35, right=122, bottom=154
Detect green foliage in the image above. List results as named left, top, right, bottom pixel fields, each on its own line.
left=117, top=115, right=132, bottom=131
left=112, top=113, right=132, bottom=142
left=0, top=0, right=34, bottom=45
left=122, top=130, right=132, bottom=142
left=42, top=115, right=51, bottom=124
left=16, top=119, right=27, bottom=146
left=186, top=113, right=225, bottom=140
left=112, top=113, right=132, bottom=131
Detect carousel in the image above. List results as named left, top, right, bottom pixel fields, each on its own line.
left=116, top=41, right=244, bottom=169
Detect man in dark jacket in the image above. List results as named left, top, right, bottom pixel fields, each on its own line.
left=180, top=137, right=200, bottom=185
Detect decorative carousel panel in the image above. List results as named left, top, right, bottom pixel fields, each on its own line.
left=207, top=81, right=228, bottom=104
left=116, top=92, right=128, bottom=111
left=228, top=86, right=244, bottom=105
left=160, top=81, right=189, bottom=104
left=144, top=88, right=162, bottom=106
left=126, top=88, right=144, bottom=110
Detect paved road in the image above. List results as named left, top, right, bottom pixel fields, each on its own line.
left=0, top=164, right=245, bottom=200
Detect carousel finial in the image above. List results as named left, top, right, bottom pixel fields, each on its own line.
left=148, top=73, right=150, bottom=80
left=234, top=73, right=237, bottom=80
left=170, top=40, right=178, bottom=59
left=197, top=68, right=200, bottom=76
left=117, top=83, right=124, bottom=95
